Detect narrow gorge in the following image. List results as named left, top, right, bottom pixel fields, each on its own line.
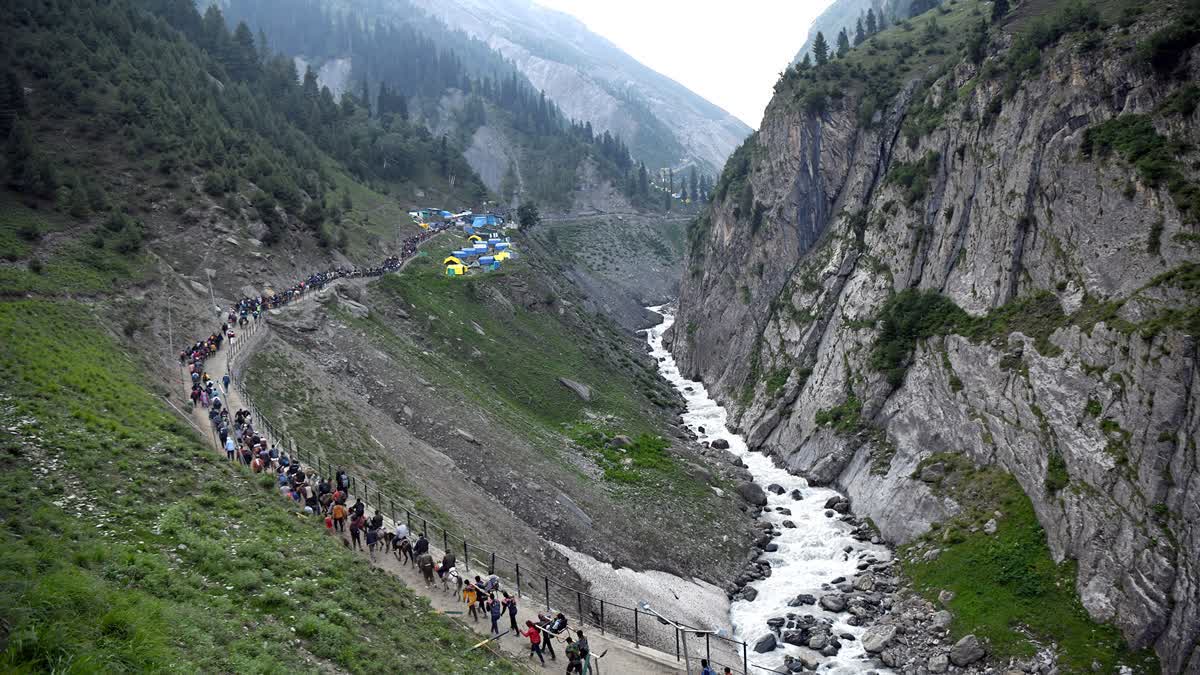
left=669, top=1, right=1200, bottom=672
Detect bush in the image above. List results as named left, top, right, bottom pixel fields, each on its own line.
left=1044, top=451, right=1069, bottom=492
left=871, top=289, right=970, bottom=386
left=1138, top=7, right=1200, bottom=77
left=814, top=395, right=864, bottom=432
left=886, top=151, right=940, bottom=205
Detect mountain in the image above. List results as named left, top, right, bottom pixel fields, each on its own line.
left=793, top=0, right=878, bottom=63
left=672, top=0, right=1200, bottom=672
left=791, top=0, right=950, bottom=65
left=403, top=0, right=752, bottom=177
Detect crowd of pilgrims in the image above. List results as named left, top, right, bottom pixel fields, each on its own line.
left=173, top=218, right=609, bottom=671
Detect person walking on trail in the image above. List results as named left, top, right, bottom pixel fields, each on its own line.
left=336, top=469, right=349, bottom=494
left=502, top=591, right=519, bottom=633
left=537, top=613, right=558, bottom=661
left=417, top=552, right=435, bottom=587
left=349, top=513, right=364, bottom=550
left=413, top=533, right=429, bottom=556
left=224, top=436, right=236, bottom=461
left=565, top=637, right=583, bottom=674
left=463, top=582, right=481, bottom=622
left=366, top=525, right=380, bottom=562
left=331, top=501, right=347, bottom=532
left=576, top=630, right=590, bottom=675
left=222, top=373, right=230, bottom=392
left=522, top=620, right=546, bottom=666
left=487, top=593, right=503, bottom=636
left=698, top=659, right=716, bottom=675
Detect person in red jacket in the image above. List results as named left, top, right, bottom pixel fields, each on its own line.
left=522, top=620, right=546, bottom=666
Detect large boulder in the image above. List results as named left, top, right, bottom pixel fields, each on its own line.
left=861, top=624, right=896, bottom=653
left=557, top=377, right=592, bottom=402
left=819, top=594, right=846, bottom=612
left=949, top=634, right=986, bottom=666
left=753, top=633, right=777, bottom=653
left=737, top=482, right=768, bottom=506
left=710, top=438, right=730, bottom=450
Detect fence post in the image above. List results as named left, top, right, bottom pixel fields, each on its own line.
left=706, top=633, right=710, bottom=662
left=544, top=577, right=550, bottom=611
left=634, top=608, right=640, bottom=648
left=463, top=539, right=468, bottom=571
left=423, top=517, right=429, bottom=537
left=600, top=600, right=605, bottom=635
left=743, top=641, right=748, bottom=675
left=489, top=552, right=495, bottom=575
left=516, top=564, right=522, bottom=599
left=675, top=627, right=680, bottom=661
left=406, top=509, right=412, bottom=529
left=443, top=528, right=449, bottom=553
left=576, top=592, right=583, bottom=626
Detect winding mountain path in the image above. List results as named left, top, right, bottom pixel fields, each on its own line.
left=178, top=236, right=686, bottom=674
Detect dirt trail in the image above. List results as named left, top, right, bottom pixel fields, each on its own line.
left=183, top=267, right=687, bottom=674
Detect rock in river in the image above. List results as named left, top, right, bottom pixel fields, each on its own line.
left=753, top=633, right=777, bottom=653
left=737, top=482, right=768, bottom=506
left=861, top=624, right=896, bottom=653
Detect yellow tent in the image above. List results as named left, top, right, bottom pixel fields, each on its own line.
left=445, top=264, right=468, bottom=276
left=418, top=222, right=431, bottom=229
left=443, top=256, right=465, bottom=266
left=467, top=234, right=483, bottom=242
left=494, top=251, right=511, bottom=261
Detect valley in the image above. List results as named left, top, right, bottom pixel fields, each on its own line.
left=1, top=0, right=1198, bottom=673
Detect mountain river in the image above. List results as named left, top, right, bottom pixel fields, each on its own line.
left=645, top=306, right=893, bottom=674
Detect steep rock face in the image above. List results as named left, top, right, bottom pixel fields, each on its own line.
left=673, top=21, right=1200, bottom=674
left=407, top=0, right=751, bottom=174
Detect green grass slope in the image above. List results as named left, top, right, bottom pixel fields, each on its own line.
left=901, top=457, right=1159, bottom=672
left=0, top=299, right=516, bottom=673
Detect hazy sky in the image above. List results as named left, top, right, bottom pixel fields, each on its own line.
left=534, top=0, right=834, bottom=129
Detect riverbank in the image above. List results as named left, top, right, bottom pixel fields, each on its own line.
left=645, top=306, right=897, bottom=674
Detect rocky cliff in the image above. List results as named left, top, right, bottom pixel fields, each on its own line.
left=671, top=1, right=1200, bottom=671
left=406, top=0, right=752, bottom=175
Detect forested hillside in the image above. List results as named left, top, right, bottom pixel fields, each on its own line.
left=0, top=0, right=534, bottom=670
left=217, top=0, right=663, bottom=209
left=2, top=0, right=491, bottom=256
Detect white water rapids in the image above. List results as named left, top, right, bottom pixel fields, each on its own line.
left=645, top=306, right=893, bottom=674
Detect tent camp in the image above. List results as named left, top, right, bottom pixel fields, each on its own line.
left=444, top=256, right=467, bottom=276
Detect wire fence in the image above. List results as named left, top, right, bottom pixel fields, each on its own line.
left=192, top=280, right=759, bottom=674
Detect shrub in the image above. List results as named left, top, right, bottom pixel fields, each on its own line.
left=886, top=151, right=940, bottom=205
left=1045, top=451, right=1069, bottom=492
left=871, top=289, right=969, bottom=386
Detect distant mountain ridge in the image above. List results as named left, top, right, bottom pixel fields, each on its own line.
left=406, top=0, right=751, bottom=177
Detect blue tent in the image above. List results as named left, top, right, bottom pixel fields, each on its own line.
left=472, top=214, right=503, bottom=228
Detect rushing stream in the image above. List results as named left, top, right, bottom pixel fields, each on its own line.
left=645, top=306, right=892, bottom=674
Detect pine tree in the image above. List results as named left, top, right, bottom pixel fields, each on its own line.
left=992, top=0, right=1010, bottom=22
left=229, top=22, right=259, bottom=81
left=837, top=29, right=851, bottom=58
left=800, top=53, right=813, bottom=70
left=0, top=69, right=27, bottom=139
left=812, top=32, right=830, bottom=65
left=689, top=166, right=698, bottom=203
left=866, top=9, right=878, bottom=35
left=854, top=18, right=866, bottom=45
